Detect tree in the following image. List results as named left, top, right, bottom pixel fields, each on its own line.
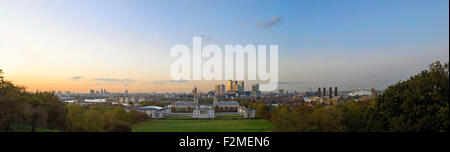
left=102, top=107, right=131, bottom=132
left=255, top=102, right=269, bottom=118
left=83, top=110, right=104, bottom=132
left=0, top=70, right=30, bottom=131
left=65, top=104, right=86, bottom=131
left=129, top=110, right=148, bottom=124
left=367, top=61, right=449, bottom=132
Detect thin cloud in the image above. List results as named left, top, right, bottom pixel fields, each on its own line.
left=93, top=78, right=136, bottom=86
left=258, top=16, right=284, bottom=28
left=71, top=76, right=85, bottom=81
left=152, top=80, right=165, bottom=85
left=168, top=80, right=189, bottom=83
left=278, top=81, right=304, bottom=85
left=152, top=80, right=189, bottom=85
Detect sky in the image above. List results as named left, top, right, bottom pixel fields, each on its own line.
left=0, top=0, right=448, bottom=93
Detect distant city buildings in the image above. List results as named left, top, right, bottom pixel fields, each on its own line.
left=251, top=84, right=261, bottom=97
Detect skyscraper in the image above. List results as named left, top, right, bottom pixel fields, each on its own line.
left=232, top=81, right=239, bottom=92
left=318, top=88, right=321, bottom=97
left=220, top=84, right=225, bottom=96
left=371, top=88, right=376, bottom=97
left=238, top=81, right=245, bottom=93
left=329, top=87, right=333, bottom=98
left=90, top=89, right=95, bottom=97
left=192, top=87, right=198, bottom=96
left=323, top=87, right=326, bottom=97
left=226, top=80, right=233, bottom=92
left=252, top=84, right=261, bottom=97
left=252, top=84, right=259, bottom=92
left=334, top=87, right=338, bottom=96
left=279, top=89, right=284, bottom=96
left=215, top=85, right=221, bottom=96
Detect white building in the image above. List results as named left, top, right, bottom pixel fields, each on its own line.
left=193, top=105, right=215, bottom=118
left=238, top=106, right=255, bottom=118
left=192, top=88, right=215, bottom=118
left=136, top=106, right=171, bottom=119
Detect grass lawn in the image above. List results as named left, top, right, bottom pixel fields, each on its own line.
left=132, top=119, right=273, bottom=132
left=11, top=124, right=61, bottom=132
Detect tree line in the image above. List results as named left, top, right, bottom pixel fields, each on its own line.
left=271, top=61, right=449, bottom=132
left=0, top=69, right=147, bottom=132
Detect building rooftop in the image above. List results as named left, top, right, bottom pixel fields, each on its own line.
left=217, top=101, right=239, bottom=105
left=137, top=106, right=164, bottom=110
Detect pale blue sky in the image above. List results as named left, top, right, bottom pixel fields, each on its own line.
left=0, top=0, right=448, bottom=92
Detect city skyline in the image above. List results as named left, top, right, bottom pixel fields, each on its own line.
left=1, top=0, right=448, bottom=93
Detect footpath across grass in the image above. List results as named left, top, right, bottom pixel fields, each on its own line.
left=132, top=119, right=273, bottom=132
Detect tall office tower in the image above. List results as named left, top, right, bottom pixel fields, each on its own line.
left=220, top=85, right=225, bottom=96
left=334, top=87, right=338, bottom=96
left=226, top=80, right=233, bottom=92
left=125, top=90, right=128, bottom=96
left=371, top=88, right=376, bottom=97
left=251, top=84, right=261, bottom=97
left=252, top=84, right=260, bottom=92
left=238, top=81, right=245, bottom=93
left=193, top=87, right=198, bottom=106
left=318, top=88, right=321, bottom=97
left=232, top=81, right=239, bottom=92
left=192, top=87, right=198, bottom=96
left=215, top=85, right=221, bottom=96
left=323, top=87, right=326, bottom=97
left=279, top=89, right=284, bottom=96
left=329, top=87, right=333, bottom=98
left=90, top=89, right=95, bottom=96
left=100, top=89, right=104, bottom=95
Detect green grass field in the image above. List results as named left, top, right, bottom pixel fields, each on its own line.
left=11, top=124, right=61, bottom=132
left=132, top=119, right=273, bottom=132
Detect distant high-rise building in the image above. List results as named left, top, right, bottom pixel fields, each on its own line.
left=193, top=87, right=199, bottom=106
left=252, top=84, right=259, bottom=92
left=371, top=88, right=376, bottom=97
left=251, top=84, right=261, bottom=97
left=215, top=85, right=222, bottom=96
left=226, top=80, right=233, bottom=92
left=125, top=90, right=128, bottom=96
left=334, top=87, right=338, bottom=96
left=329, top=87, right=333, bottom=98
left=279, top=89, right=284, bottom=96
left=318, top=88, right=321, bottom=97
left=192, top=87, right=198, bottom=96
left=90, top=89, right=95, bottom=96
left=323, top=87, right=326, bottom=97
left=220, top=84, right=225, bottom=96
left=232, top=81, right=239, bottom=92
left=238, top=81, right=245, bottom=92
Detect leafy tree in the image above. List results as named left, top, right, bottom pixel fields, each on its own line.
left=102, top=107, right=131, bottom=132
left=129, top=110, right=148, bottom=124
left=83, top=110, right=104, bottom=132
left=255, top=102, right=269, bottom=118
left=65, top=104, right=87, bottom=131
left=367, top=61, right=449, bottom=132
